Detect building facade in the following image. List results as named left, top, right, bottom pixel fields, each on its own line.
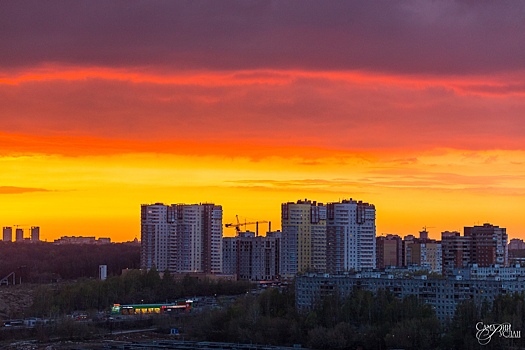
left=406, top=242, right=442, bottom=274
left=376, top=234, right=403, bottom=269
left=441, top=231, right=472, bottom=275
left=15, top=228, right=23, bottom=242
left=222, top=230, right=281, bottom=281
left=441, top=224, right=508, bottom=275
left=281, top=200, right=327, bottom=278
left=30, top=226, right=40, bottom=242
left=509, top=238, right=525, bottom=251
left=296, top=273, right=525, bottom=321
left=141, top=203, right=223, bottom=274
left=2, top=227, right=12, bottom=242
left=326, top=199, right=376, bottom=273
left=465, top=223, right=508, bottom=267
left=452, top=264, right=525, bottom=281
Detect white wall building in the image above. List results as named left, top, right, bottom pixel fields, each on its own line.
left=141, top=203, right=223, bottom=274
left=326, top=199, right=376, bottom=273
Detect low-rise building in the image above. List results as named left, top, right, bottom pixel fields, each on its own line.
left=296, top=273, right=525, bottom=321
left=452, top=264, right=525, bottom=281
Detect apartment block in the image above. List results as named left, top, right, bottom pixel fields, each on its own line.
left=281, top=200, right=326, bottom=278
left=326, top=199, right=376, bottom=273
left=441, top=224, right=508, bottom=275
left=406, top=241, right=442, bottom=274
left=30, top=226, right=40, bottom=242
left=376, top=234, right=402, bottom=269
left=2, top=227, right=12, bottom=242
left=296, top=273, right=525, bottom=321
left=222, top=230, right=281, bottom=281
left=15, top=228, right=23, bottom=242
left=141, top=203, right=223, bottom=274
left=465, top=223, right=508, bottom=267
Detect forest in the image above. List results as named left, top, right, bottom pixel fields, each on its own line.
left=30, top=269, right=252, bottom=316
left=0, top=242, right=140, bottom=282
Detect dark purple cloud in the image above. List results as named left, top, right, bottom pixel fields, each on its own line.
left=1, top=1, right=524, bottom=74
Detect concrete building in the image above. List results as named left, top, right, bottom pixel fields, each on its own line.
left=465, top=223, right=508, bottom=267
left=222, top=236, right=238, bottom=276
left=281, top=200, right=326, bottom=278
left=452, top=264, right=525, bottom=281
left=509, top=238, right=525, bottom=250
left=30, top=226, right=40, bottom=242
left=2, top=227, right=12, bottom=242
left=326, top=199, right=376, bottom=273
left=296, top=273, right=525, bottom=321
left=15, top=228, right=23, bottom=242
left=99, top=265, right=108, bottom=280
left=376, top=234, right=402, bottom=269
left=441, top=231, right=472, bottom=275
left=441, top=224, right=508, bottom=276
left=406, top=242, right=442, bottom=274
left=402, top=234, right=417, bottom=266
left=141, top=203, right=223, bottom=274
left=223, top=231, right=281, bottom=281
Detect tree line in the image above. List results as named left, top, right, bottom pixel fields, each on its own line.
left=186, top=287, right=525, bottom=349
left=185, top=286, right=440, bottom=349
left=30, top=269, right=252, bottom=316
left=0, top=241, right=140, bottom=282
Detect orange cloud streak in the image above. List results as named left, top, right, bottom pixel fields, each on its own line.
left=2, top=65, right=525, bottom=97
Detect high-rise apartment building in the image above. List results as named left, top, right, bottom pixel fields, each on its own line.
left=15, top=228, right=24, bottom=242
left=141, top=203, right=170, bottom=271
left=406, top=241, right=442, bottom=273
left=30, top=226, right=40, bottom=242
left=441, top=224, right=508, bottom=275
left=376, top=234, right=403, bottom=269
left=465, top=223, right=508, bottom=267
left=326, top=199, right=376, bottom=273
left=141, top=203, right=223, bottom=274
left=223, top=230, right=281, bottom=281
left=2, top=227, right=12, bottom=242
left=223, top=236, right=238, bottom=276
left=441, top=231, right=471, bottom=275
left=281, top=200, right=326, bottom=278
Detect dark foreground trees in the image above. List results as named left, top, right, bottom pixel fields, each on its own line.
left=184, top=287, right=441, bottom=349
left=30, top=269, right=252, bottom=316
left=442, top=293, right=525, bottom=349
left=28, top=269, right=525, bottom=349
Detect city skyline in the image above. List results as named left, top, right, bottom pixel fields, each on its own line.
left=1, top=2, right=524, bottom=241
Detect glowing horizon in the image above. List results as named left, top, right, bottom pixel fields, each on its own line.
left=1, top=2, right=524, bottom=241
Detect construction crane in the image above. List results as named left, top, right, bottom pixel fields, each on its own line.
left=225, top=215, right=268, bottom=236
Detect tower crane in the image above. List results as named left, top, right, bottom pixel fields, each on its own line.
left=225, top=215, right=268, bottom=236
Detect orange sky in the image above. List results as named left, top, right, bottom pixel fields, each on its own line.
left=1, top=2, right=524, bottom=241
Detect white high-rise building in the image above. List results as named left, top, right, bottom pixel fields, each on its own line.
left=141, top=203, right=170, bottom=271
left=326, top=199, right=376, bottom=273
left=141, top=203, right=223, bottom=274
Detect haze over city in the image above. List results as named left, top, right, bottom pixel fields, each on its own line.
left=1, top=2, right=524, bottom=242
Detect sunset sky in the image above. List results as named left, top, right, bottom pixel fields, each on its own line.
left=1, top=1, right=524, bottom=242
